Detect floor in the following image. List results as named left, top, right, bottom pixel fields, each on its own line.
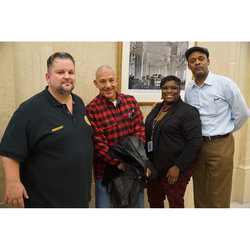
left=230, top=201, right=250, bottom=208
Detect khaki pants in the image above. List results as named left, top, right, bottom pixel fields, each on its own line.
left=193, top=133, right=234, bottom=208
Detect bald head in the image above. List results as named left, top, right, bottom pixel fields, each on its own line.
left=95, top=65, right=115, bottom=79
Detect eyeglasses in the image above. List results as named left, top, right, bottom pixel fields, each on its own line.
left=161, top=86, right=180, bottom=90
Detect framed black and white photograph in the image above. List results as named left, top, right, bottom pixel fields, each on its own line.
left=118, top=42, right=194, bottom=105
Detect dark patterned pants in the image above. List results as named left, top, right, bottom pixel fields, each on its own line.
left=147, top=166, right=194, bottom=208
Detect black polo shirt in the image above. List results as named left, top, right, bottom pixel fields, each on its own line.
left=0, top=87, right=93, bottom=208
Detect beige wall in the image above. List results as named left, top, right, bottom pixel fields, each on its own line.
left=0, top=42, right=249, bottom=208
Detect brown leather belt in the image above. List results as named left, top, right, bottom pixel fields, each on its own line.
left=203, top=133, right=230, bottom=141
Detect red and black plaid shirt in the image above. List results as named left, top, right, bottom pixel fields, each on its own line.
left=86, top=93, right=145, bottom=179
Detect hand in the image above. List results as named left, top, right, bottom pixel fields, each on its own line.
left=117, top=163, right=125, bottom=171
left=4, top=181, right=29, bottom=208
left=166, top=165, right=180, bottom=185
left=151, top=102, right=158, bottom=110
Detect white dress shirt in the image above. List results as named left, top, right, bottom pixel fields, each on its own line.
left=184, top=72, right=250, bottom=136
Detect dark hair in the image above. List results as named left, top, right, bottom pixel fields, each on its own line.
left=47, top=52, right=75, bottom=72
left=185, top=46, right=209, bottom=60
left=160, top=75, right=181, bottom=89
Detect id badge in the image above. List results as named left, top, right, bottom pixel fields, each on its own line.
left=147, top=141, right=153, bottom=152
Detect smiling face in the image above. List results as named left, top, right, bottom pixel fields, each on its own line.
left=187, top=50, right=210, bottom=82
left=45, top=58, right=75, bottom=96
left=161, top=80, right=180, bottom=105
left=94, top=68, right=118, bottom=102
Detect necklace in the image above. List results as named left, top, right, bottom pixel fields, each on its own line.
left=162, top=105, right=172, bottom=112
left=152, top=104, right=171, bottom=131
left=150, top=104, right=172, bottom=146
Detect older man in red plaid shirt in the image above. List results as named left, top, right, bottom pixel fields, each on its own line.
left=86, top=65, right=145, bottom=208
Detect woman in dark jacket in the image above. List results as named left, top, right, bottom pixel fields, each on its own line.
left=145, top=75, right=202, bottom=208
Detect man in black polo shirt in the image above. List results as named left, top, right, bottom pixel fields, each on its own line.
left=0, top=52, right=93, bottom=208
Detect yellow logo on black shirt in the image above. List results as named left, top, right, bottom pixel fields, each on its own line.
left=52, top=125, right=64, bottom=132
left=84, top=115, right=91, bottom=126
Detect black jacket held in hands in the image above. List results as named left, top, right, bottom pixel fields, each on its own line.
left=104, top=136, right=148, bottom=208
left=145, top=98, right=202, bottom=175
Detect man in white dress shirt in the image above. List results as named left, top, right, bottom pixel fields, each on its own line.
left=184, top=46, right=250, bottom=208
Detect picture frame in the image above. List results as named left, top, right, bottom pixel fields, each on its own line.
left=118, top=41, right=195, bottom=105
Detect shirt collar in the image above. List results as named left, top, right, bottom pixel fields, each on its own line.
left=191, top=71, right=213, bottom=88
left=98, top=92, right=120, bottom=105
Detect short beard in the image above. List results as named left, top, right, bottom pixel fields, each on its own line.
left=52, top=85, right=75, bottom=96
left=58, top=88, right=74, bottom=96
left=194, top=70, right=208, bottom=80
left=60, top=82, right=75, bottom=95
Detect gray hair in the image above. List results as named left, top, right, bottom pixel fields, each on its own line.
left=95, top=65, right=115, bottom=79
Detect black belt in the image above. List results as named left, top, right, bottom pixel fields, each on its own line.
left=203, top=133, right=230, bottom=141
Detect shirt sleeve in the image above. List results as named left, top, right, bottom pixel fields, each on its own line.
left=226, top=79, right=250, bottom=132
left=86, top=106, right=119, bottom=167
left=0, top=110, right=30, bottom=162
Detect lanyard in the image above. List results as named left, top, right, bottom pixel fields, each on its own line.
left=148, top=105, right=171, bottom=153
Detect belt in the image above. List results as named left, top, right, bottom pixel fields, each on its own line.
left=202, top=133, right=230, bottom=141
